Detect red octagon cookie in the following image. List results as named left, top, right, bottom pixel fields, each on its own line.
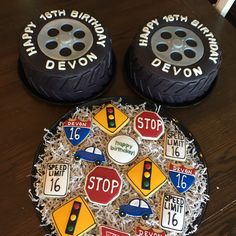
left=85, top=166, right=122, bottom=205
left=134, top=111, right=165, bottom=140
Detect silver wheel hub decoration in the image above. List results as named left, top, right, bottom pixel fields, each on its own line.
left=151, top=26, right=204, bottom=66
left=37, top=19, right=93, bottom=61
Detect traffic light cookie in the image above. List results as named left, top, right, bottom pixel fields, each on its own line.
left=93, top=104, right=129, bottom=135
left=126, top=157, right=167, bottom=198
left=51, top=196, right=96, bottom=236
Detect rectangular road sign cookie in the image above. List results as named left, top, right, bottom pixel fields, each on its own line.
left=43, top=163, right=70, bottom=197
left=164, top=128, right=186, bottom=161
left=160, top=193, right=185, bottom=233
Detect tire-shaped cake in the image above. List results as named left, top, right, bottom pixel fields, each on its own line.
left=125, top=14, right=222, bottom=106
left=30, top=97, right=209, bottom=236
left=19, top=10, right=114, bottom=103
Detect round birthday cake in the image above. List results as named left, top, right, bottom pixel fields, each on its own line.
left=30, top=97, right=209, bottom=236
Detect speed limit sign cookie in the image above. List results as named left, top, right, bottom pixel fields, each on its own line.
left=19, top=10, right=114, bottom=103
left=160, top=193, right=185, bottom=233
left=43, top=163, right=70, bottom=197
left=164, top=128, right=186, bottom=161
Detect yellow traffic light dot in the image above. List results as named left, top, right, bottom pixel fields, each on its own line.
left=108, top=114, right=114, bottom=119
left=144, top=171, right=150, bottom=178
left=70, top=214, right=77, bottom=221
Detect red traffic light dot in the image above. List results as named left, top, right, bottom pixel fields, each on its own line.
left=145, top=163, right=151, bottom=170
left=107, top=108, right=113, bottom=113
left=74, top=203, right=80, bottom=210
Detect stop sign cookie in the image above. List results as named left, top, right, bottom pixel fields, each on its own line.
left=85, top=166, right=122, bottom=205
left=134, top=111, right=165, bottom=140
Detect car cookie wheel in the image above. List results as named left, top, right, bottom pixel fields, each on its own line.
left=126, top=14, right=222, bottom=106
left=19, top=10, right=114, bottom=103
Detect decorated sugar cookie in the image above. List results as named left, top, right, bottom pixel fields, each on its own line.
left=136, top=225, right=166, bottom=236
left=74, top=146, right=106, bottom=165
left=169, top=163, right=196, bottom=193
left=85, top=166, right=122, bottom=205
left=107, top=135, right=139, bottom=165
left=99, top=225, right=130, bottom=236
left=43, top=163, right=69, bottom=197
left=119, top=198, right=153, bottom=220
left=63, top=118, right=91, bottom=146
left=164, top=128, right=186, bottom=161
left=51, top=196, right=96, bottom=236
left=93, top=103, right=129, bottom=135
left=126, top=157, right=167, bottom=198
left=160, top=193, right=185, bottom=233
left=134, top=111, right=165, bottom=140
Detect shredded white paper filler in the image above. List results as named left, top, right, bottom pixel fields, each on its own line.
left=30, top=101, right=209, bottom=236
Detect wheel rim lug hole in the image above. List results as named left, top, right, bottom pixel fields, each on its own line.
left=61, top=24, right=73, bottom=32
left=186, top=39, right=197, bottom=47
left=46, top=41, right=58, bottom=50
left=73, top=42, right=85, bottom=51
left=156, top=43, right=168, bottom=52
left=171, top=52, right=182, bottom=61
left=184, top=49, right=196, bottom=58
left=48, top=28, right=59, bottom=37
left=175, top=30, right=186, bottom=38
left=161, top=32, right=172, bottom=39
left=60, top=48, right=72, bottom=57
left=74, top=30, right=85, bottom=39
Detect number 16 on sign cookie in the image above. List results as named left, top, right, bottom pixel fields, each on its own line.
left=69, top=127, right=80, bottom=140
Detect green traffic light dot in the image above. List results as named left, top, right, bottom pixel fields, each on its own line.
left=144, top=181, right=150, bottom=187
left=109, top=120, right=115, bottom=126
left=67, top=225, right=74, bottom=232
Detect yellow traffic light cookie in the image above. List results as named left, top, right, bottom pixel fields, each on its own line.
left=93, top=104, right=129, bottom=135
left=51, top=196, right=96, bottom=236
left=127, top=157, right=167, bottom=198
